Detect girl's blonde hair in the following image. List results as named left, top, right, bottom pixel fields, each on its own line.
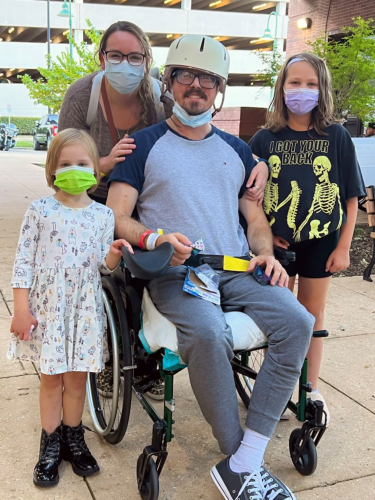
left=45, top=128, right=101, bottom=192
left=98, top=21, right=171, bottom=128
left=264, top=52, right=335, bottom=135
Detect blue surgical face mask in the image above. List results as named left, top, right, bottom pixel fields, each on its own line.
left=172, top=101, right=212, bottom=128
left=284, top=88, right=319, bottom=116
left=104, top=60, right=145, bottom=95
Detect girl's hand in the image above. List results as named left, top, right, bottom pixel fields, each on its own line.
left=109, top=239, right=134, bottom=256
left=101, top=135, right=136, bottom=174
left=325, top=247, right=350, bottom=273
left=273, top=235, right=290, bottom=249
left=10, top=313, right=38, bottom=341
left=245, top=159, right=269, bottom=206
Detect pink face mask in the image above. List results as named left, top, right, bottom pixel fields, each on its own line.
left=284, top=88, right=319, bottom=116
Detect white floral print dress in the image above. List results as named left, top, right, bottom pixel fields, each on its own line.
left=7, top=196, right=115, bottom=375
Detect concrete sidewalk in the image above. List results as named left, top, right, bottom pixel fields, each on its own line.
left=0, top=151, right=374, bottom=500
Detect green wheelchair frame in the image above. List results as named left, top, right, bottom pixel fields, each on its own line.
left=86, top=243, right=328, bottom=500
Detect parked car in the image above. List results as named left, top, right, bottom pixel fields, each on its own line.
left=32, top=114, right=58, bottom=150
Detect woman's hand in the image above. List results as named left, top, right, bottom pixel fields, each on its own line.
left=10, top=313, right=38, bottom=341
left=156, top=233, right=192, bottom=266
left=100, top=135, right=136, bottom=174
left=245, top=158, right=269, bottom=206
left=325, top=246, right=350, bottom=273
left=273, top=235, right=290, bottom=249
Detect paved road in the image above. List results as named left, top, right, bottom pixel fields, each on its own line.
left=0, top=151, right=374, bottom=500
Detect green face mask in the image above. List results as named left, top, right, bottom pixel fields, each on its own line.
left=54, top=166, right=97, bottom=195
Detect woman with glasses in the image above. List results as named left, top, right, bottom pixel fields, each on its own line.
left=59, top=21, right=171, bottom=402
left=59, top=21, right=173, bottom=205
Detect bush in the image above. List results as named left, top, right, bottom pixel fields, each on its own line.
left=0, top=116, right=37, bottom=134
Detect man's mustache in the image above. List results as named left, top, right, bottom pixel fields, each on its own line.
left=183, top=89, right=208, bottom=100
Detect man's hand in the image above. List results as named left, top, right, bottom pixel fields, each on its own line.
left=100, top=135, right=136, bottom=174
left=156, top=232, right=192, bottom=266
left=247, top=254, right=289, bottom=287
left=245, top=158, right=269, bottom=206
left=10, top=312, right=38, bottom=341
left=325, top=246, right=350, bottom=273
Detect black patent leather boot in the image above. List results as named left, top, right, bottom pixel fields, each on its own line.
left=33, top=427, right=62, bottom=487
left=61, top=422, right=99, bottom=477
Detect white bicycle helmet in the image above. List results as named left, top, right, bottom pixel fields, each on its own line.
left=163, top=34, right=230, bottom=113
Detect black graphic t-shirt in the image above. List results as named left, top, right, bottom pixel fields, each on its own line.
left=250, top=124, right=366, bottom=244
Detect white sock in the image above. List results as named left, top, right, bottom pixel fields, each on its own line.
left=229, top=428, right=270, bottom=474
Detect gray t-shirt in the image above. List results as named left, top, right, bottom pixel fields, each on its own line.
left=59, top=72, right=172, bottom=199
left=108, top=121, right=257, bottom=256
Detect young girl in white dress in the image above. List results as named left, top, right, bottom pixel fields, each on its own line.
left=7, top=128, right=133, bottom=487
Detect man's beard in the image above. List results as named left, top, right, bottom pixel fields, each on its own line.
left=182, top=89, right=208, bottom=116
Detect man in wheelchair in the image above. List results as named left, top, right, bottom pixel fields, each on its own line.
left=107, top=35, right=314, bottom=500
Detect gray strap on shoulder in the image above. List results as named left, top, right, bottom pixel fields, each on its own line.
left=86, top=71, right=104, bottom=128
left=151, top=77, right=167, bottom=122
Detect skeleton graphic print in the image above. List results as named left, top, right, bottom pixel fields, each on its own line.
left=7, top=197, right=115, bottom=374
left=250, top=124, right=366, bottom=243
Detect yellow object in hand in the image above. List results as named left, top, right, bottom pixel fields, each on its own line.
left=223, top=256, right=249, bottom=272
left=157, top=228, right=164, bottom=235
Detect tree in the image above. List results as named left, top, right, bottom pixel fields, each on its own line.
left=308, top=17, right=375, bottom=122
left=253, top=50, right=284, bottom=88
left=19, top=20, right=102, bottom=113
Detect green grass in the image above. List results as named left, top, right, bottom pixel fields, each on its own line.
left=15, top=140, right=33, bottom=148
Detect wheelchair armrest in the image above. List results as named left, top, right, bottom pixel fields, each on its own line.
left=274, top=245, right=296, bottom=263
left=122, top=242, right=174, bottom=280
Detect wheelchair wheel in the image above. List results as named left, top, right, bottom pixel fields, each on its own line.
left=233, top=348, right=267, bottom=408
left=87, top=276, right=133, bottom=445
left=289, top=428, right=318, bottom=476
left=136, top=454, right=159, bottom=500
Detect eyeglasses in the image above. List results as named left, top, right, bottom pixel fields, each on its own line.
left=102, top=50, right=145, bottom=66
left=172, top=70, right=218, bottom=89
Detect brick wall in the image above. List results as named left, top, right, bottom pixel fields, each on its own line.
left=212, top=107, right=241, bottom=135
left=287, top=0, right=375, bottom=55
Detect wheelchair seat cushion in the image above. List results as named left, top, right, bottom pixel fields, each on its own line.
left=140, top=288, right=267, bottom=366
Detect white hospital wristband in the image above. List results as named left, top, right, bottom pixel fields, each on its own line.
left=146, top=232, right=161, bottom=251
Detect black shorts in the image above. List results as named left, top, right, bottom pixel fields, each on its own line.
left=286, top=230, right=339, bottom=279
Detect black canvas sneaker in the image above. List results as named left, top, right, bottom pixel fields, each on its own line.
left=211, top=457, right=263, bottom=500
left=260, top=465, right=296, bottom=500
left=211, top=458, right=296, bottom=500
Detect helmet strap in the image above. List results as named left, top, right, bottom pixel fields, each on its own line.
left=212, top=89, right=226, bottom=117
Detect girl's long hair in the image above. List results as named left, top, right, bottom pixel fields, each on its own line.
left=264, top=52, right=336, bottom=135
left=98, top=21, right=161, bottom=128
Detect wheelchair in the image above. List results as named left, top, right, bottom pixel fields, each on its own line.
left=86, top=243, right=328, bottom=500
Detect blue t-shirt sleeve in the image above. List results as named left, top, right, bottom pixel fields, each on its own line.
left=213, top=127, right=257, bottom=198
left=108, top=122, right=168, bottom=193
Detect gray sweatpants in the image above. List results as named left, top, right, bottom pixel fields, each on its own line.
left=147, top=266, right=314, bottom=456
